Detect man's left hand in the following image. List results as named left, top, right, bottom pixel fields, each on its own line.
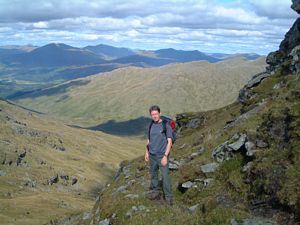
left=161, top=155, right=168, bottom=166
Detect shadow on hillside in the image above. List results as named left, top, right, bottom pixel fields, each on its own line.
left=87, top=116, right=151, bottom=137
left=8, top=79, right=90, bottom=100
left=55, top=64, right=121, bottom=81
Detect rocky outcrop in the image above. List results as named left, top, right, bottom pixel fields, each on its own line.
left=225, top=102, right=267, bottom=128
left=212, top=133, right=258, bottom=163
left=265, top=2, right=300, bottom=75
left=279, top=17, right=300, bottom=55
left=238, top=73, right=271, bottom=103
left=16, top=151, right=26, bottom=166
left=238, top=1, right=300, bottom=104
left=48, top=174, right=78, bottom=186
left=175, top=113, right=206, bottom=131
left=292, top=0, right=300, bottom=14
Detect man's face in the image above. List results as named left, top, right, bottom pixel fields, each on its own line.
left=150, top=110, right=161, bottom=122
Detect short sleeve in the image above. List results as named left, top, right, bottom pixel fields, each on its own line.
left=166, top=123, right=173, bottom=139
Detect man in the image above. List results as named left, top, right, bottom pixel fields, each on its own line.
left=145, top=105, right=173, bottom=205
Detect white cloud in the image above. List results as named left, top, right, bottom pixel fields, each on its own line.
left=33, top=21, right=48, bottom=28
left=0, top=0, right=298, bottom=54
left=248, top=0, right=298, bottom=19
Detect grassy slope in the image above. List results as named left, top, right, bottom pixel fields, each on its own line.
left=0, top=100, right=145, bottom=225
left=14, top=57, right=266, bottom=127
left=81, top=70, right=299, bottom=225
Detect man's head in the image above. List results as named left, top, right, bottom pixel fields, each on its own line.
left=149, top=105, right=161, bottom=122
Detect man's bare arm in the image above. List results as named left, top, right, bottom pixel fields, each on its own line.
left=164, top=138, right=172, bottom=156
left=145, top=139, right=150, bottom=162
left=160, top=138, right=172, bottom=166
left=146, top=139, right=149, bottom=151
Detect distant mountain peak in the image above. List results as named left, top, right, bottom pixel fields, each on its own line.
left=38, top=43, right=76, bottom=50
left=84, top=43, right=134, bottom=60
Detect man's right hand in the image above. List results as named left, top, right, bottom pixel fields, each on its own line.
left=145, top=150, right=149, bottom=162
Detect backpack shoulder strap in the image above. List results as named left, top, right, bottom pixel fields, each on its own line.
left=162, top=119, right=167, bottom=135
left=148, top=120, right=154, bottom=141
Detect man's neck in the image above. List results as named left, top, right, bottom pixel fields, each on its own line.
left=154, top=118, right=162, bottom=123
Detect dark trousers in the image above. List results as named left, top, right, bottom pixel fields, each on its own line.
left=149, top=152, right=173, bottom=200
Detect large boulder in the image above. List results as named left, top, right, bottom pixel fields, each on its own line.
left=228, top=133, right=247, bottom=151
left=212, top=133, right=259, bottom=163
left=200, top=162, right=219, bottom=173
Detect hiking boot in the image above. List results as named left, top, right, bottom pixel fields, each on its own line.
left=145, top=190, right=161, bottom=200
left=165, top=197, right=173, bottom=206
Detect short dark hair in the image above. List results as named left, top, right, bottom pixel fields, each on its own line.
left=149, top=105, right=160, bottom=113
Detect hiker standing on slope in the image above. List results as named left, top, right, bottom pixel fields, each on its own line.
left=145, top=105, right=174, bottom=205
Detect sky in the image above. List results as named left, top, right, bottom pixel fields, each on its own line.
left=0, top=0, right=298, bottom=54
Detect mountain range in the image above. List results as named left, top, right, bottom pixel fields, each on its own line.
left=0, top=42, right=263, bottom=99
left=0, top=43, right=262, bottom=68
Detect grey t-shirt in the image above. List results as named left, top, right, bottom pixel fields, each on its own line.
left=148, top=120, right=173, bottom=155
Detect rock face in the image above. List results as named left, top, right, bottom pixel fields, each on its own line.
left=292, top=0, right=300, bottom=14
left=279, top=17, right=300, bottom=55
left=265, top=3, right=300, bottom=75
left=238, top=2, right=300, bottom=104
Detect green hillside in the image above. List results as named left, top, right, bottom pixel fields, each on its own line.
left=13, top=57, right=266, bottom=129
left=0, top=100, right=145, bottom=225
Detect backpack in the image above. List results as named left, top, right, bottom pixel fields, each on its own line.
left=148, top=115, right=177, bottom=144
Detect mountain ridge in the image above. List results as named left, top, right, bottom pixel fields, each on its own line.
left=13, top=56, right=267, bottom=129
left=0, top=42, right=264, bottom=99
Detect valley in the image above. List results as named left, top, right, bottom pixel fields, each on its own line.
left=0, top=99, right=145, bottom=225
